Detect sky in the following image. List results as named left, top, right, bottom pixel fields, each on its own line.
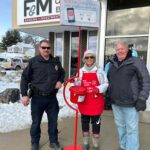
left=0, top=0, right=43, bottom=43
left=0, top=0, right=12, bottom=42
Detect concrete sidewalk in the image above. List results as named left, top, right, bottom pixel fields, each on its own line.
left=0, top=111, right=150, bottom=150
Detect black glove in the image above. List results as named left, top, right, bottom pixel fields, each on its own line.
left=135, top=100, right=146, bottom=111
left=104, top=93, right=111, bottom=104
left=104, top=90, right=112, bottom=110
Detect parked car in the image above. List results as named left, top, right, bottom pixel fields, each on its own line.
left=0, top=57, right=28, bottom=70
left=0, top=58, right=11, bottom=69
left=11, top=58, right=28, bottom=70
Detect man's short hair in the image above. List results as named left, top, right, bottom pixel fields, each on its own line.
left=115, top=39, right=128, bottom=49
left=39, top=40, right=50, bottom=46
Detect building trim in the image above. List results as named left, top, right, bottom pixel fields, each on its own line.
left=98, top=0, right=107, bottom=69
left=105, top=34, right=149, bottom=39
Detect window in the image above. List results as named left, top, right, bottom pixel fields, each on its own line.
left=0, top=58, right=7, bottom=62
left=105, top=37, right=148, bottom=64
left=22, top=59, right=28, bottom=63
left=108, top=0, right=150, bottom=10
left=12, top=59, right=20, bottom=63
left=105, top=6, right=150, bottom=65
left=54, top=33, right=63, bottom=64
left=70, top=32, right=78, bottom=77
left=106, top=6, right=150, bottom=36
left=88, top=30, right=97, bottom=52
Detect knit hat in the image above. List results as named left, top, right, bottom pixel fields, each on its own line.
left=83, top=50, right=96, bottom=60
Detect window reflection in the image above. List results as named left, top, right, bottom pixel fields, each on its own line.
left=88, top=31, right=97, bottom=52
left=105, top=37, right=148, bottom=64
left=71, top=32, right=78, bottom=77
left=106, top=6, right=150, bottom=36
left=54, top=33, right=63, bottom=64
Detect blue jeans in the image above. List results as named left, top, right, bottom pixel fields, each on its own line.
left=112, top=105, right=139, bottom=150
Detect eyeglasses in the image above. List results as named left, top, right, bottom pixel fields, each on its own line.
left=84, top=56, right=95, bottom=60
left=41, top=46, right=51, bottom=50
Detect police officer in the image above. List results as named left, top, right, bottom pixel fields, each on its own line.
left=20, top=40, right=65, bottom=150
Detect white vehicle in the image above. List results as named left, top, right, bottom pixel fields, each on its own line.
left=0, top=57, right=28, bottom=70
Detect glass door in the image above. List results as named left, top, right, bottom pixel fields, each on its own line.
left=54, top=33, right=63, bottom=65
left=70, top=32, right=78, bottom=77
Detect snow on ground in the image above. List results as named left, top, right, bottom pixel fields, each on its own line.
left=0, top=70, right=21, bottom=92
left=0, top=70, right=76, bottom=133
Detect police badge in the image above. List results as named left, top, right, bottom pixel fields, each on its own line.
left=55, top=65, right=58, bottom=71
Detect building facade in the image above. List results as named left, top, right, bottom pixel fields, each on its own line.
left=12, top=0, right=150, bottom=110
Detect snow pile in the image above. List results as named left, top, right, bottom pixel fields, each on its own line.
left=0, top=71, right=21, bottom=92
left=0, top=102, right=32, bottom=132
left=0, top=72, right=76, bottom=133
left=0, top=88, right=75, bottom=133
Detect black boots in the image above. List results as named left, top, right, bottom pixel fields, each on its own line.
left=31, top=143, right=39, bottom=150
left=118, top=148, right=125, bottom=150
left=50, top=142, right=62, bottom=150
left=31, top=142, right=62, bottom=150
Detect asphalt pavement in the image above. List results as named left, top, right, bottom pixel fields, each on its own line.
left=0, top=111, right=150, bottom=150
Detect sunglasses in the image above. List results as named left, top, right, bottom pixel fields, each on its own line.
left=41, top=46, right=51, bottom=50
left=84, top=56, right=95, bottom=60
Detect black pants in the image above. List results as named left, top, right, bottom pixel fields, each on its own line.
left=81, top=114, right=101, bottom=134
left=30, top=94, right=59, bottom=144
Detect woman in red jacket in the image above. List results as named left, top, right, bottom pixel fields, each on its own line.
left=76, top=50, right=108, bottom=150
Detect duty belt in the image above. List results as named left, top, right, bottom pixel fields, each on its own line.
left=32, top=90, right=52, bottom=96
left=37, top=91, right=51, bottom=96
left=29, top=84, right=57, bottom=97
left=30, top=85, right=52, bottom=96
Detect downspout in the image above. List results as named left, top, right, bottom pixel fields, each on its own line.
left=97, top=0, right=107, bottom=69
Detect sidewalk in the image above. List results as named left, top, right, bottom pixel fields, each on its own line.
left=0, top=111, right=150, bottom=150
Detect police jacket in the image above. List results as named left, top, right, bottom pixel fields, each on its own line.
left=107, top=51, right=150, bottom=107
left=20, top=54, right=65, bottom=96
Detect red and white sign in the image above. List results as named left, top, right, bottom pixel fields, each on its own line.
left=60, top=0, right=100, bottom=27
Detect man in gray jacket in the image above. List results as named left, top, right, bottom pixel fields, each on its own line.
left=106, top=40, right=150, bottom=150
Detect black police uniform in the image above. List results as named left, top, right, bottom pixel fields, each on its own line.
left=20, top=54, right=65, bottom=145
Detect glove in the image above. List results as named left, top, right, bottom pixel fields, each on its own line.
left=104, top=89, right=112, bottom=110
left=93, top=87, right=99, bottom=94
left=104, top=91, right=111, bottom=104
left=135, top=100, right=146, bottom=111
